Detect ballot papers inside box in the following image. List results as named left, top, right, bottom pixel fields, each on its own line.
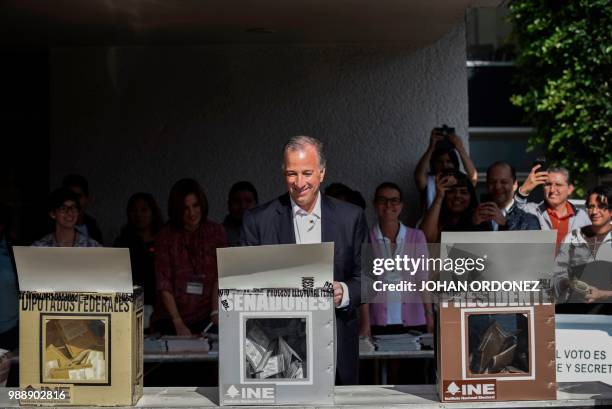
left=244, top=317, right=309, bottom=380
left=43, top=316, right=109, bottom=384
left=217, top=243, right=335, bottom=406
left=13, top=247, right=143, bottom=407
left=438, top=302, right=556, bottom=402
left=466, top=311, right=531, bottom=377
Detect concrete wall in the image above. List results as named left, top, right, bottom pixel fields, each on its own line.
left=50, top=21, right=468, bottom=245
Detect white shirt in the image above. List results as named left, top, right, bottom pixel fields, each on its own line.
left=426, top=175, right=436, bottom=209
left=290, top=193, right=350, bottom=308
left=491, top=199, right=515, bottom=231
left=291, top=193, right=322, bottom=244
left=373, top=222, right=407, bottom=325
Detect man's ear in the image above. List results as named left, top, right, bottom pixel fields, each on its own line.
left=49, top=211, right=56, bottom=221
left=320, top=167, right=326, bottom=183
left=568, top=184, right=574, bottom=196
left=512, top=180, right=519, bottom=192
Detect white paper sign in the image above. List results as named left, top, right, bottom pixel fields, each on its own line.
left=555, top=315, right=612, bottom=385
left=217, top=243, right=334, bottom=290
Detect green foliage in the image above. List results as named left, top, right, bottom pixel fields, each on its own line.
left=508, top=0, right=612, bottom=195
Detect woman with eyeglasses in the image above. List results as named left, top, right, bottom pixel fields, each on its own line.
left=359, top=182, right=433, bottom=384
left=32, top=188, right=101, bottom=247
left=554, top=185, right=612, bottom=312
left=364, top=182, right=434, bottom=336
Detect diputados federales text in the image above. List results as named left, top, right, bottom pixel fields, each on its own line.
left=20, top=292, right=132, bottom=313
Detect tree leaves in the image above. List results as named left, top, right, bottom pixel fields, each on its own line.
left=508, top=0, right=612, bottom=195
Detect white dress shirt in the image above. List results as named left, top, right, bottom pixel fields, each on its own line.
left=290, top=193, right=350, bottom=308
left=492, top=199, right=515, bottom=231
left=291, top=193, right=322, bottom=244
left=372, top=222, right=406, bottom=325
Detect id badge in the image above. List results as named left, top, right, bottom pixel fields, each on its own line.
left=186, top=282, right=204, bottom=295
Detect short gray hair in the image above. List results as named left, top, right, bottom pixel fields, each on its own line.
left=548, top=167, right=571, bottom=184
left=282, top=135, right=326, bottom=170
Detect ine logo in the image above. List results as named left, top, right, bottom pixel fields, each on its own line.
left=225, top=385, right=240, bottom=399
left=223, top=384, right=276, bottom=404
left=446, top=382, right=461, bottom=395
left=443, top=380, right=496, bottom=401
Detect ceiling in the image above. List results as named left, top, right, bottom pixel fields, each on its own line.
left=0, top=0, right=501, bottom=47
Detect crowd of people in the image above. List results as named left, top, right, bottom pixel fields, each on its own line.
left=0, top=131, right=610, bottom=384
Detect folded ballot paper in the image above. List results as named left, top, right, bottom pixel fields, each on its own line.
left=217, top=243, right=335, bottom=406
left=374, top=333, right=422, bottom=352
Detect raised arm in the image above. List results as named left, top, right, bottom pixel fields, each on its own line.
left=421, top=174, right=453, bottom=243
left=414, top=130, right=444, bottom=192
left=517, top=164, right=549, bottom=199
left=448, top=133, right=478, bottom=187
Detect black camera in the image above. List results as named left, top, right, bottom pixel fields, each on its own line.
left=479, top=193, right=494, bottom=204
left=533, top=157, right=547, bottom=171
left=434, top=124, right=455, bottom=139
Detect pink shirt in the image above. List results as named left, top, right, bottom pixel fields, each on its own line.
left=368, top=224, right=429, bottom=327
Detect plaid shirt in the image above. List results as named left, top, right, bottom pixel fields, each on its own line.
left=155, top=219, right=227, bottom=325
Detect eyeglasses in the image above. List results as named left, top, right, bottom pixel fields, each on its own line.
left=57, top=205, right=79, bottom=214
left=586, top=204, right=609, bottom=211
left=374, top=197, right=402, bottom=206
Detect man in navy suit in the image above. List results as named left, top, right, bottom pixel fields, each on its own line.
left=474, top=161, right=541, bottom=231
left=241, top=135, right=368, bottom=385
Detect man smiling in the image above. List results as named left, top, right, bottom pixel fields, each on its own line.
left=515, top=165, right=590, bottom=246
left=241, top=135, right=368, bottom=385
left=475, top=161, right=539, bottom=231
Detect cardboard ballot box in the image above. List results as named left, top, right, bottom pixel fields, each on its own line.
left=437, top=231, right=557, bottom=402
left=13, top=247, right=144, bottom=406
left=437, top=300, right=556, bottom=402
left=217, top=243, right=335, bottom=406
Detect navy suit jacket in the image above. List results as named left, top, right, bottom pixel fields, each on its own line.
left=484, top=202, right=541, bottom=231
left=240, top=193, right=368, bottom=384
left=504, top=203, right=541, bottom=231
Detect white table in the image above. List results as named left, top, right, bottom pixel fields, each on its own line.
left=1, top=384, right=611, bottom=408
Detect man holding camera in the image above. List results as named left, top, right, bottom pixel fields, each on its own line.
left=514, top=165, right=590, bottom=246
left=473, top=161, right=540, bottom=231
